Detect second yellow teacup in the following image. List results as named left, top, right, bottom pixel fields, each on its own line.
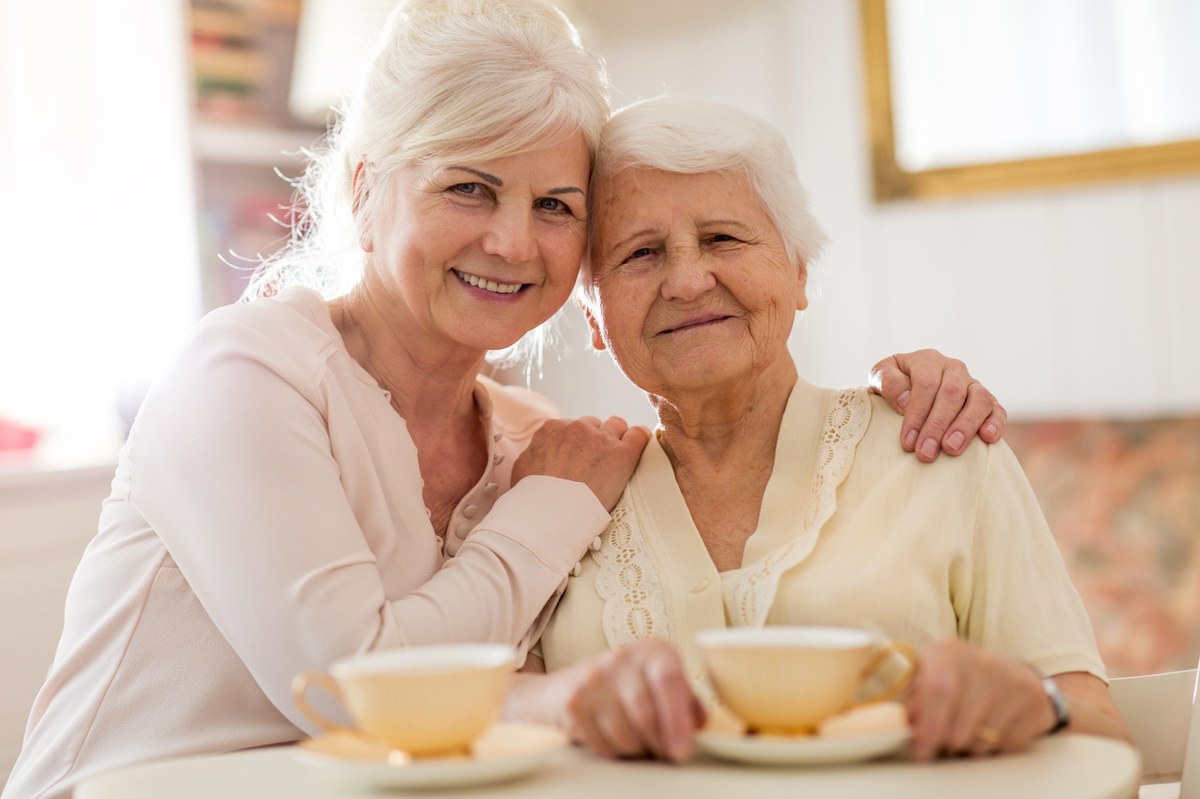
left=696, top=626, right=915, bottom=735
left=291, top=643, right=516, bottom=757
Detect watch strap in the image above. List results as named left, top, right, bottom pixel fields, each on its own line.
left=1041, top=675, right=1070, bottom=734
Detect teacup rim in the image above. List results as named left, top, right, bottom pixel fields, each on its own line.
left=695, top=625, right=879, bottom=650
left=330, top=643, right=517, bottom=678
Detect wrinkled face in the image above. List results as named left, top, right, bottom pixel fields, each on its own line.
left=364, top=132, right=590, bottom=353
left=585, top=168, right=806, bottom=398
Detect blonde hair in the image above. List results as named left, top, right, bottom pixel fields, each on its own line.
left=245, top=0, right=610, bottom=368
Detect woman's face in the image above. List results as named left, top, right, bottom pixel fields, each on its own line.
left=364, top=132, right=590, bottom=354
left=585, top=167, right=806, bottom=398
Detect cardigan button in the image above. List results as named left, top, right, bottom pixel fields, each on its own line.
left=690, top=578, right=711, bottom=593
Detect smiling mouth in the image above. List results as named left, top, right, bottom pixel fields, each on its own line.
left=454, top=269, right=526, bottom=295
left=659, top=314, right=732, bottom=335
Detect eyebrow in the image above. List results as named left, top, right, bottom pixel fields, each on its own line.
left=698, top=217, right=752, bottom=231
left=444, top=166, right=584, bottom=197
left=446, top=166, right=503, bottom=186
left=605, top=227, right=658, bottom=259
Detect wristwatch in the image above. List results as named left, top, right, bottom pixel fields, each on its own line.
left=1041, top=675, right=1071, bottom=734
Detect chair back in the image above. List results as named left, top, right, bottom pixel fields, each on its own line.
left=1109, top=666, right=1200, bottom=796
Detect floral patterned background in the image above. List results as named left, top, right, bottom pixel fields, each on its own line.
left=1007, top=416, right=1200, bottom=678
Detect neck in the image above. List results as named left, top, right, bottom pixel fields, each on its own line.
left=653, top=358, right=798, bottom=474
left=330, top=288, right=485, bottom=428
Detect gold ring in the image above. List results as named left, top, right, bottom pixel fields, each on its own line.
left=975, top=725, right=1002, bottom=746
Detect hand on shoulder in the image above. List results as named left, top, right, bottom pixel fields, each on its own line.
left=512, top=416, right=651, bottom=511
left=870, top=349, right=1007, bottom=462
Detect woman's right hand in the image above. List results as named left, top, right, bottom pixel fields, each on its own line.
left=511, top=416, right=651, bottom=511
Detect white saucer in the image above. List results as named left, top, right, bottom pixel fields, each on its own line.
left=696, top=727, right=911, bottom=767
left=292, top=723, right=568, bottom=790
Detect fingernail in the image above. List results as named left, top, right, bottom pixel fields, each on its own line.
left=904, top=429, right=918, bottom=450
left=984, top=423, right=997, bottom=439
left=920, top=438, right=938, bottom=459
left=946, top=431, right=965, bottom=451
left=896, top=390, right=910, bottom=410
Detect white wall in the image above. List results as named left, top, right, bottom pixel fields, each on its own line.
left=0, top=467, right=111, bottom=788
left=526, top=0, right=1200, bottom=423
left=0, top=0, right=199, bottom=456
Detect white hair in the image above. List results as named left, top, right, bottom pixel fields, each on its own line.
left=586, top=95, right=828, bottom=284
left=244, top=0, right=610, bottom=370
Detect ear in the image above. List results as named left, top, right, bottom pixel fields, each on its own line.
left=352, top=160, right=373, bottom=252
left=795, top=256, right=809, bottom=312
left=352, top=161, right=368, bottom=212
left=579, top=297, right=608, bottom=351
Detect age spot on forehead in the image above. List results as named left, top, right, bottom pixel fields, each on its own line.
left=598, top=183, right=625, bottom=213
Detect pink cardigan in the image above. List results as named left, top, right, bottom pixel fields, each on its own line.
left=4, top=288, right=608, bottom=799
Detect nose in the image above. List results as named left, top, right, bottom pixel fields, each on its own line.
left=661, top=249, right=716, bottom=301
left=480, top=205, right=537, bottom=264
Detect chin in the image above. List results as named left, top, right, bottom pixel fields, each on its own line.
left=463, top=328, right=532, bottom=355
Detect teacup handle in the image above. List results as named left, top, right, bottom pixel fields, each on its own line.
left=291, top=671, right=351, bottom=735
left=854, top=640, right=919, bottom=705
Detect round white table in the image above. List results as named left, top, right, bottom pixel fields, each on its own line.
left=76, top=734, right=1141, bottom=799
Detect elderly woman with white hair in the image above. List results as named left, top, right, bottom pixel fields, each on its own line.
left=508, top=95, right=1131, bottom=763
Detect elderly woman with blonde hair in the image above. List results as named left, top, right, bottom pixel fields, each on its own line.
left=508, top=95, right=1131, bottom=762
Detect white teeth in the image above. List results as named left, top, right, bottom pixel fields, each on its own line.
left=455, top=270, right=523, bottom=294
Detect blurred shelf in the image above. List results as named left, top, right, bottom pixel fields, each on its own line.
left=192, top=120, right=320, bottom=166
left=0, top=448, right=117, bottom=493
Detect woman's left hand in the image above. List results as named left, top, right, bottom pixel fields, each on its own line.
left=507, top=640, right=705, bottom=762
left=905, top=639, right=1056, bottom=760
left=870, top=349, right=1007, bottom=463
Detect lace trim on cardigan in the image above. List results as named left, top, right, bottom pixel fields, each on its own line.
left=722, top=388, right=871, bottom=627
left=592, top=493, right=672, bottom=649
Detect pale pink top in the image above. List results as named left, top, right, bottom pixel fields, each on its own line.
left=4, top=288, right=609, bottom=799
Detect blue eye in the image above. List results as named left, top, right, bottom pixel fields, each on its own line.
left=536, top=197, right=570, bottom=214
left=451, top=183, right=481, bottom=195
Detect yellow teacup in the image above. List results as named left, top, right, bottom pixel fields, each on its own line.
left=291, top=644, right=516, bottom=757
left=695, top=626, right=915, bottom=735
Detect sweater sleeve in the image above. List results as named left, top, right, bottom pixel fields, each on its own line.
left=957, top=441, right=1108, bottom=681
left=125, top=311, right=609, bottom=728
